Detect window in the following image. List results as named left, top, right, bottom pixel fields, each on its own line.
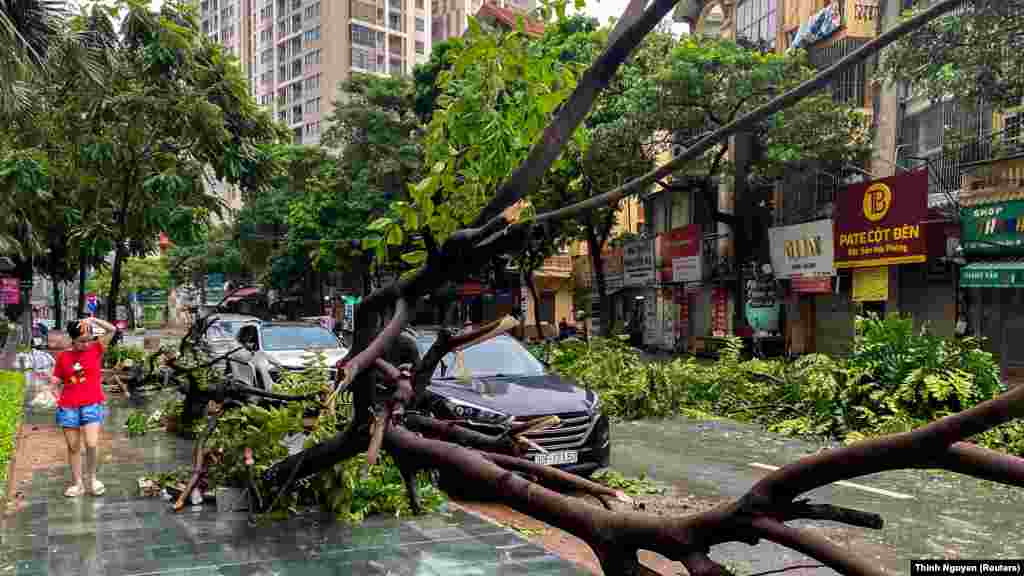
left=351, top=23, right=375, bottom=46
left=304, top=49, right=321, bottom=66
left=414, top=335, right=545, bottom=378
left=389, top=12, right=402, bottom=31
left=415, top=16, right=425, bottom=31
left=202, top=20, right=210, bottom=34
left=304, top=74, right=320, bottom=91
left=292, top=105, right=303, bottom=123
left=415, top=40, right=424, bottom=54
left=305, top=121, right=321, bottom=136
left=292, top=14, right=301, bottom=30
left=1006, top=114, right=1023, bottom=153
left=291, top=0, right=302, bottom=10
left=260, top=28, right=272, bottom=42
left=260, top=5, right=272, bottom=20
left=262, top=49, right=273, bottom=64
left=291, top=36, right=302, bottom=54
left=304, top=1, right=320, bottom=18
left=736, top=0, right=777, bottom=47
left=305, top=97, right=321, bottom=114
left=303, top=26, right=321, bottom=44
left=416, top=0, right=424, bottom=9
left=292, top=58, right=302, bottom=78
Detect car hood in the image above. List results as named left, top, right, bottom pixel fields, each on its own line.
left=428, top=374, right=596, bottom=417
left=264, top=348, right=348, bottom=369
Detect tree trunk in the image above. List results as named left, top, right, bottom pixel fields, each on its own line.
left=77, top=245, right=87, bottom=318
left=525, top=268, right=542, bottom=341
left=52, top=276, right=62, bottom=329
left=586, top=228, right=610, bottom=338
left=107, top=242, right=125, bottom=323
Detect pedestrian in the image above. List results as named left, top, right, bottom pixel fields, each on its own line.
left=49, top=317, right=118, bottom=497
left=558, top=318, right=570, bottom=340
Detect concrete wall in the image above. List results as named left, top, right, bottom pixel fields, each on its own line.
left=898, top=264, right=956, bottom=338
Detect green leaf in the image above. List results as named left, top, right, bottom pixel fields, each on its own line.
left=386, top=225, right=404, bottom=246
left=367, top=217, right=393, bottom=232
left=400, top=250, right=427, bottom=265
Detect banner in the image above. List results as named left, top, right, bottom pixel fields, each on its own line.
left=852, top=267, right=889, bottom=302
left=659, top=225, right=703, bottom=283
left=711, top=287, right=729, bottom=337
left=0, top=277, right=18, bottom=305
left=835, top=170, right=928, bottom=268
left=768, top=219, right=835, bottom=278
left=792, top=277, right=832, bottom=294
left=623, top=238, right=655, bottom=287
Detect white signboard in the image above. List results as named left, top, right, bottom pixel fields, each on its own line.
left=623, top=239, right=655, bottom=287
left=768, top=219, right=836, bottom=279
left=672, top=257, right=702, bottom=283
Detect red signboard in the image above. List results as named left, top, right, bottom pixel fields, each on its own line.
left=835, top=170, right=928, bottom=268
left=711, top=287, right=728, bottom=336
left=791, top=276, right=832, bottom=294
left=0, top=277, right=18, bottom=305
left=658, top=225, right=702, bottom=282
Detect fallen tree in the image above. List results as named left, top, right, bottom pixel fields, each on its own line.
left=138, top=0, right=1024, bottom=573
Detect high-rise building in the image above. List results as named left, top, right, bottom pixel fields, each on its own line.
left=199, top=0, right=431, bottom=146
left=431, top=0, right=537, bottom=43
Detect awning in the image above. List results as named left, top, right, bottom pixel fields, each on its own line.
left=960, top=262, right=1024, bottom=288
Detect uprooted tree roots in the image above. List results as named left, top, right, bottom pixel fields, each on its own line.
left=138, top=0, right=1024, bottom=573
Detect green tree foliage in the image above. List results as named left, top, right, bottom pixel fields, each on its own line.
left=881, top=0, right=1023, bottom=112
left=87, top=256, right=171, bottom=298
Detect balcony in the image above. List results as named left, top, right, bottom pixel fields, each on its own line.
left=538, top=255, right=572, bottom=279
left=351, top=0, right=383, bottom=24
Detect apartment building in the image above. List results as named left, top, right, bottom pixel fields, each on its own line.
left=199, top=0, right=431, bottom=146
left=431, top=0, right=536, bottom=42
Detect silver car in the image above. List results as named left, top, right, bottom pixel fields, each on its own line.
left=202, top=314, right=262, bottom=365
left=229, top=321, right=348, bottom=390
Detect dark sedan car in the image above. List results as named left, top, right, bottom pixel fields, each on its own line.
left=405, top=327, right=610, bottom=476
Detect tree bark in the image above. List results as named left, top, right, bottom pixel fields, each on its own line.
left=107, top=242, right=125, bottom=323
left=586, top=223, right=610, bottom=338
left=77, top=245, right=87, bottom=318
left=525, top=268, right=542, bottom=341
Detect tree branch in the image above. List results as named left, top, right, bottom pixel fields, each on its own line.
left=471, top=0, right=681, bottom=227
left=750, top=518, right=884, bottom=576
left=491, top=0, right=964, bottom=235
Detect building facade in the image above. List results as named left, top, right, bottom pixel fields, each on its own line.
left=199, top=0, right=431, bottom=146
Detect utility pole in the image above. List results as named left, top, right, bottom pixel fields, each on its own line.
left=20, top=221, right=33, bottom=347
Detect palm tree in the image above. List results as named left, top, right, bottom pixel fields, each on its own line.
left=0, top=0, right=67, bottom=114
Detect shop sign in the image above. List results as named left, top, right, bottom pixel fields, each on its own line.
left=205, top=273, right=226, bottom=305
left=0, top=277, right=19, bottom=305
left=791, top=277, right=832, bottom=294
left=852, top=267, right=889, bottom=302
left=835, top=170, right=928, bottom=268
left=960, top=200, right=1024, bottom=256
left=644, top=290, right=659, bottom=347
left=768, top=219, right=835, bottom=278
left=623, top=238, right=655, bottom=287
left=658, top=225, right=703, bottom=283
left=960, top=264, right=1024, bottom=288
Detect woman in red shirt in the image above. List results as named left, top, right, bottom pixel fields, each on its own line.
left=49, top=317, right=117, bottom=497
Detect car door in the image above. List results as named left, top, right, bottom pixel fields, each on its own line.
left=229, top=325, right=259, bottom=387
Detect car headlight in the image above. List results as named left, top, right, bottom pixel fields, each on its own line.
left=442, top=398, right=509, bottom=424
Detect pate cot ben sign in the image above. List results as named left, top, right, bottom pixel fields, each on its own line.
left=835, top=170, right=928, bottom=268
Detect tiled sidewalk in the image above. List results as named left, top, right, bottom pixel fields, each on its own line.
left=1, top=370, right=588, bottom=576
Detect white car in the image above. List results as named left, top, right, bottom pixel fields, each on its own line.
left=228, top=321, right=348, bottom=390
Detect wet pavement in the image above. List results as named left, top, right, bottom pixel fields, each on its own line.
left=612, top=417, right=1024, bottom=575
left=0, top=368, right=591, bottom=576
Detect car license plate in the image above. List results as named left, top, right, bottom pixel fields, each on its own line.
left=533, top=450, right=578, bottom=466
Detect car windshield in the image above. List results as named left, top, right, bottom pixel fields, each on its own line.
left=262, top=326, right=340, bottom=351
left=208, top=320, right=252, bottom=340
left=415, top=335, right=545, bottom=379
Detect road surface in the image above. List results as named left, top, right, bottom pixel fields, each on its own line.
left=611, top=417, right=1024, bottom=575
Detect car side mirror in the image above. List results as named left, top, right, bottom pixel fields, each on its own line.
left=242, top=338, right=257, bottom=352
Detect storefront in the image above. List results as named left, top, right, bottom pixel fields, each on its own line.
left=656, top=225, right=703, bottom=351
left=828, top=170, right=930, bottom=354
left=622, top=237, right=656, bottom=347
left=769, top=218, right=836, bottom=354
left=959, top=198, right=1024, bottom=375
